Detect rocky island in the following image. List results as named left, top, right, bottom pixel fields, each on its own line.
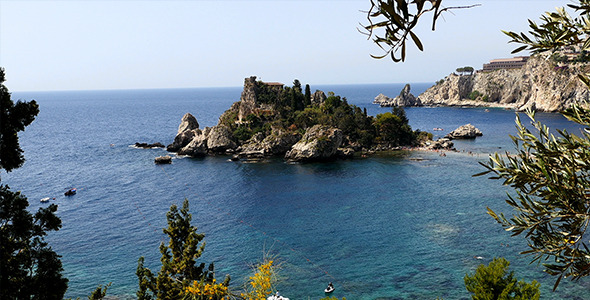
left=166, top=76, right=433, bottom=162
left=376, top=53, right=590, bottom=112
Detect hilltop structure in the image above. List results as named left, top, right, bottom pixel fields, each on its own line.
left=482, top=56, right=529, bottom=72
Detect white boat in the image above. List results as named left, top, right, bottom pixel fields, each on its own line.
left=324, top=283, right=335, bottom=293
left=267, top=292, right=289, bottom=300
left=40, top=197, right=50, bottom=203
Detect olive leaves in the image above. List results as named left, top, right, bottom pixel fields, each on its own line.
left=361, top=0, right=479, bottom=62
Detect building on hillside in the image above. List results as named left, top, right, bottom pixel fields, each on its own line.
left=264, top=82, right=284, bottom=91
left=482, top=56, right=529, bottom=72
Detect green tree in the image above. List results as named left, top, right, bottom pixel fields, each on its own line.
left=136, top=199, right=229, bottom=300
left=304, top=84, right=312, bottom=107
left=374, top=106, right=414, bottom=146
left=0, top=67, right=39, bottom=172
left=0, top=68, right=68, bottom=299
left=464, top=258, right=540, bottom=300
left=474, top=1, right=590, bottom=289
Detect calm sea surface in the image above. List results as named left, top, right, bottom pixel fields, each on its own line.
left=4, top=83, right=590, bottom=299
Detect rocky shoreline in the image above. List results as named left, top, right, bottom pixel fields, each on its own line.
left=154, top=76, right=495, bottom=163
left=375, top=54, right=590, bottom=112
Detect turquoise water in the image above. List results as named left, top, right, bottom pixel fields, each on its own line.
left=4, top=84, right=589, bottom=299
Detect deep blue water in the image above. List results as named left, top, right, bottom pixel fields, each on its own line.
left=4, top=83, right=590, bottom=299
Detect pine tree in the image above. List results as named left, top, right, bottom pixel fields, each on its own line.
left=136, top=199, right=230, bottom=300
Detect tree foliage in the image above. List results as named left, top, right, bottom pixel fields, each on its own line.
left=0, top=185, right=69, bottom=299
left=479, top=107, right=590, bottom=289
left=456, top=66, right=474, bottom=76
left=362, top=0, right=479, bottom=61
left=136, top=199, right=230, bottom=300
left=0, top=68, right=68, bottom=299
left=474, top=0, right=590, bottom=290
left=0, top=67, right=39, bottom=173
left=464, top=257, right=540, bottom=300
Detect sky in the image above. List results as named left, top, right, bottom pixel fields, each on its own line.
left=0, top=0, right=573, bottom=91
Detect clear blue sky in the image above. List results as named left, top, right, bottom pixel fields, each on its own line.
left=0, top=0, right=571, bottom=91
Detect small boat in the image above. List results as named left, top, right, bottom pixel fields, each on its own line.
left=433, top=127, right=444, bottom=131
left=267, top=292, right=289, bottom=300
left=40, top=197, right=51, bottom=203
left=324, top=282, right=335, bottom=293
left=64, top=188, right=76, bottom=196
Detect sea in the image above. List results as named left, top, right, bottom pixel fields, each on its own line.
left=4, top=83, right=590, bottom=299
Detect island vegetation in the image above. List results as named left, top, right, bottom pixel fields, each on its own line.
left=168, top=76, right=432, bottom=162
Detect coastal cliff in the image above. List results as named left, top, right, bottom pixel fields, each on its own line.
left=408, top=55, right=589, bottom=112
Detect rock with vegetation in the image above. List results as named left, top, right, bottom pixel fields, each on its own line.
left=170, top=76, right=425, bottom=161
left=418, top=54, right=590, bottom=112
left=445, top=124, right=482, bottom=139
left=285, top=125, right=344, bottom=162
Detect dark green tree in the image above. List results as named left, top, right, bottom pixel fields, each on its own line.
left=304, top=84, right=312, bottom=107
left=464, top=258, right=540, bottom=300
left=0, top=67, right=39, bottom=172
left=136, top=199, right=229, bottom=300
left=374, top=106, right=414, bottom=146
left=0, top=68, right=68, bottom=299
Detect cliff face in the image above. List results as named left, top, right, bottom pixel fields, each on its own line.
left=418, top=55, right=590, bottom=112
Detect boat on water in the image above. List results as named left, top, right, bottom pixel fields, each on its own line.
left=64, top=188, right=76, bottom=196
left=267, top=292, right=289, bottom=300
left=40, top=197, right=50, bottom=203
left=433, top=127, right=444, bottom=131
left=324, top=282, right=335, bottom=293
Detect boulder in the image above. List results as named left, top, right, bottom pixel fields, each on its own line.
left=285, top=125, right=343, bottom=162
left=167, top=113, right=200, bottom=152
left=445, top=124, right=483, bottom=139
left=167, top=129, right=198, bottom=152
left=178, top=129, right=208, bottom=156
left=154, top=155, right=172, bottom=164
left=207, top=125, right=237, bottom=153
left=237, top=129, right=302, bottom=159
left=426, top=138, right=455, bottom=150
left=135, top=142, right=165, bottom=149
left=177, top=113, right=199, bottom=135
left=311, top=90, right=327, bottom=105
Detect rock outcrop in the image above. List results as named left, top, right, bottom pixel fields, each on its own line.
left=207, top=125, right=237, bottom=153
left=135, top=142, right=165, bottom=149
left=425, top=138, right=455, bottom=150
left=445, top=124, right=482, bottom=139
left=374, top=84, right=421, bottom=107
left=285, top=125, right=344, bottom=162
left=178, top=129, right=209, bottom=156
left=155, top=155, right=172, bottom=164
left=237, top=129, right=301, bottom=159
left=311, top=90, right=327, bottom=105
left=167, top=113, right=200, bottom=152
left=416, top=55, right=590, bottom=112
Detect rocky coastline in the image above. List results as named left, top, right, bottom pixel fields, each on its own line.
left=161, top=76, right=455, bottom=163
left=375, top=54, right=590, bottom=112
